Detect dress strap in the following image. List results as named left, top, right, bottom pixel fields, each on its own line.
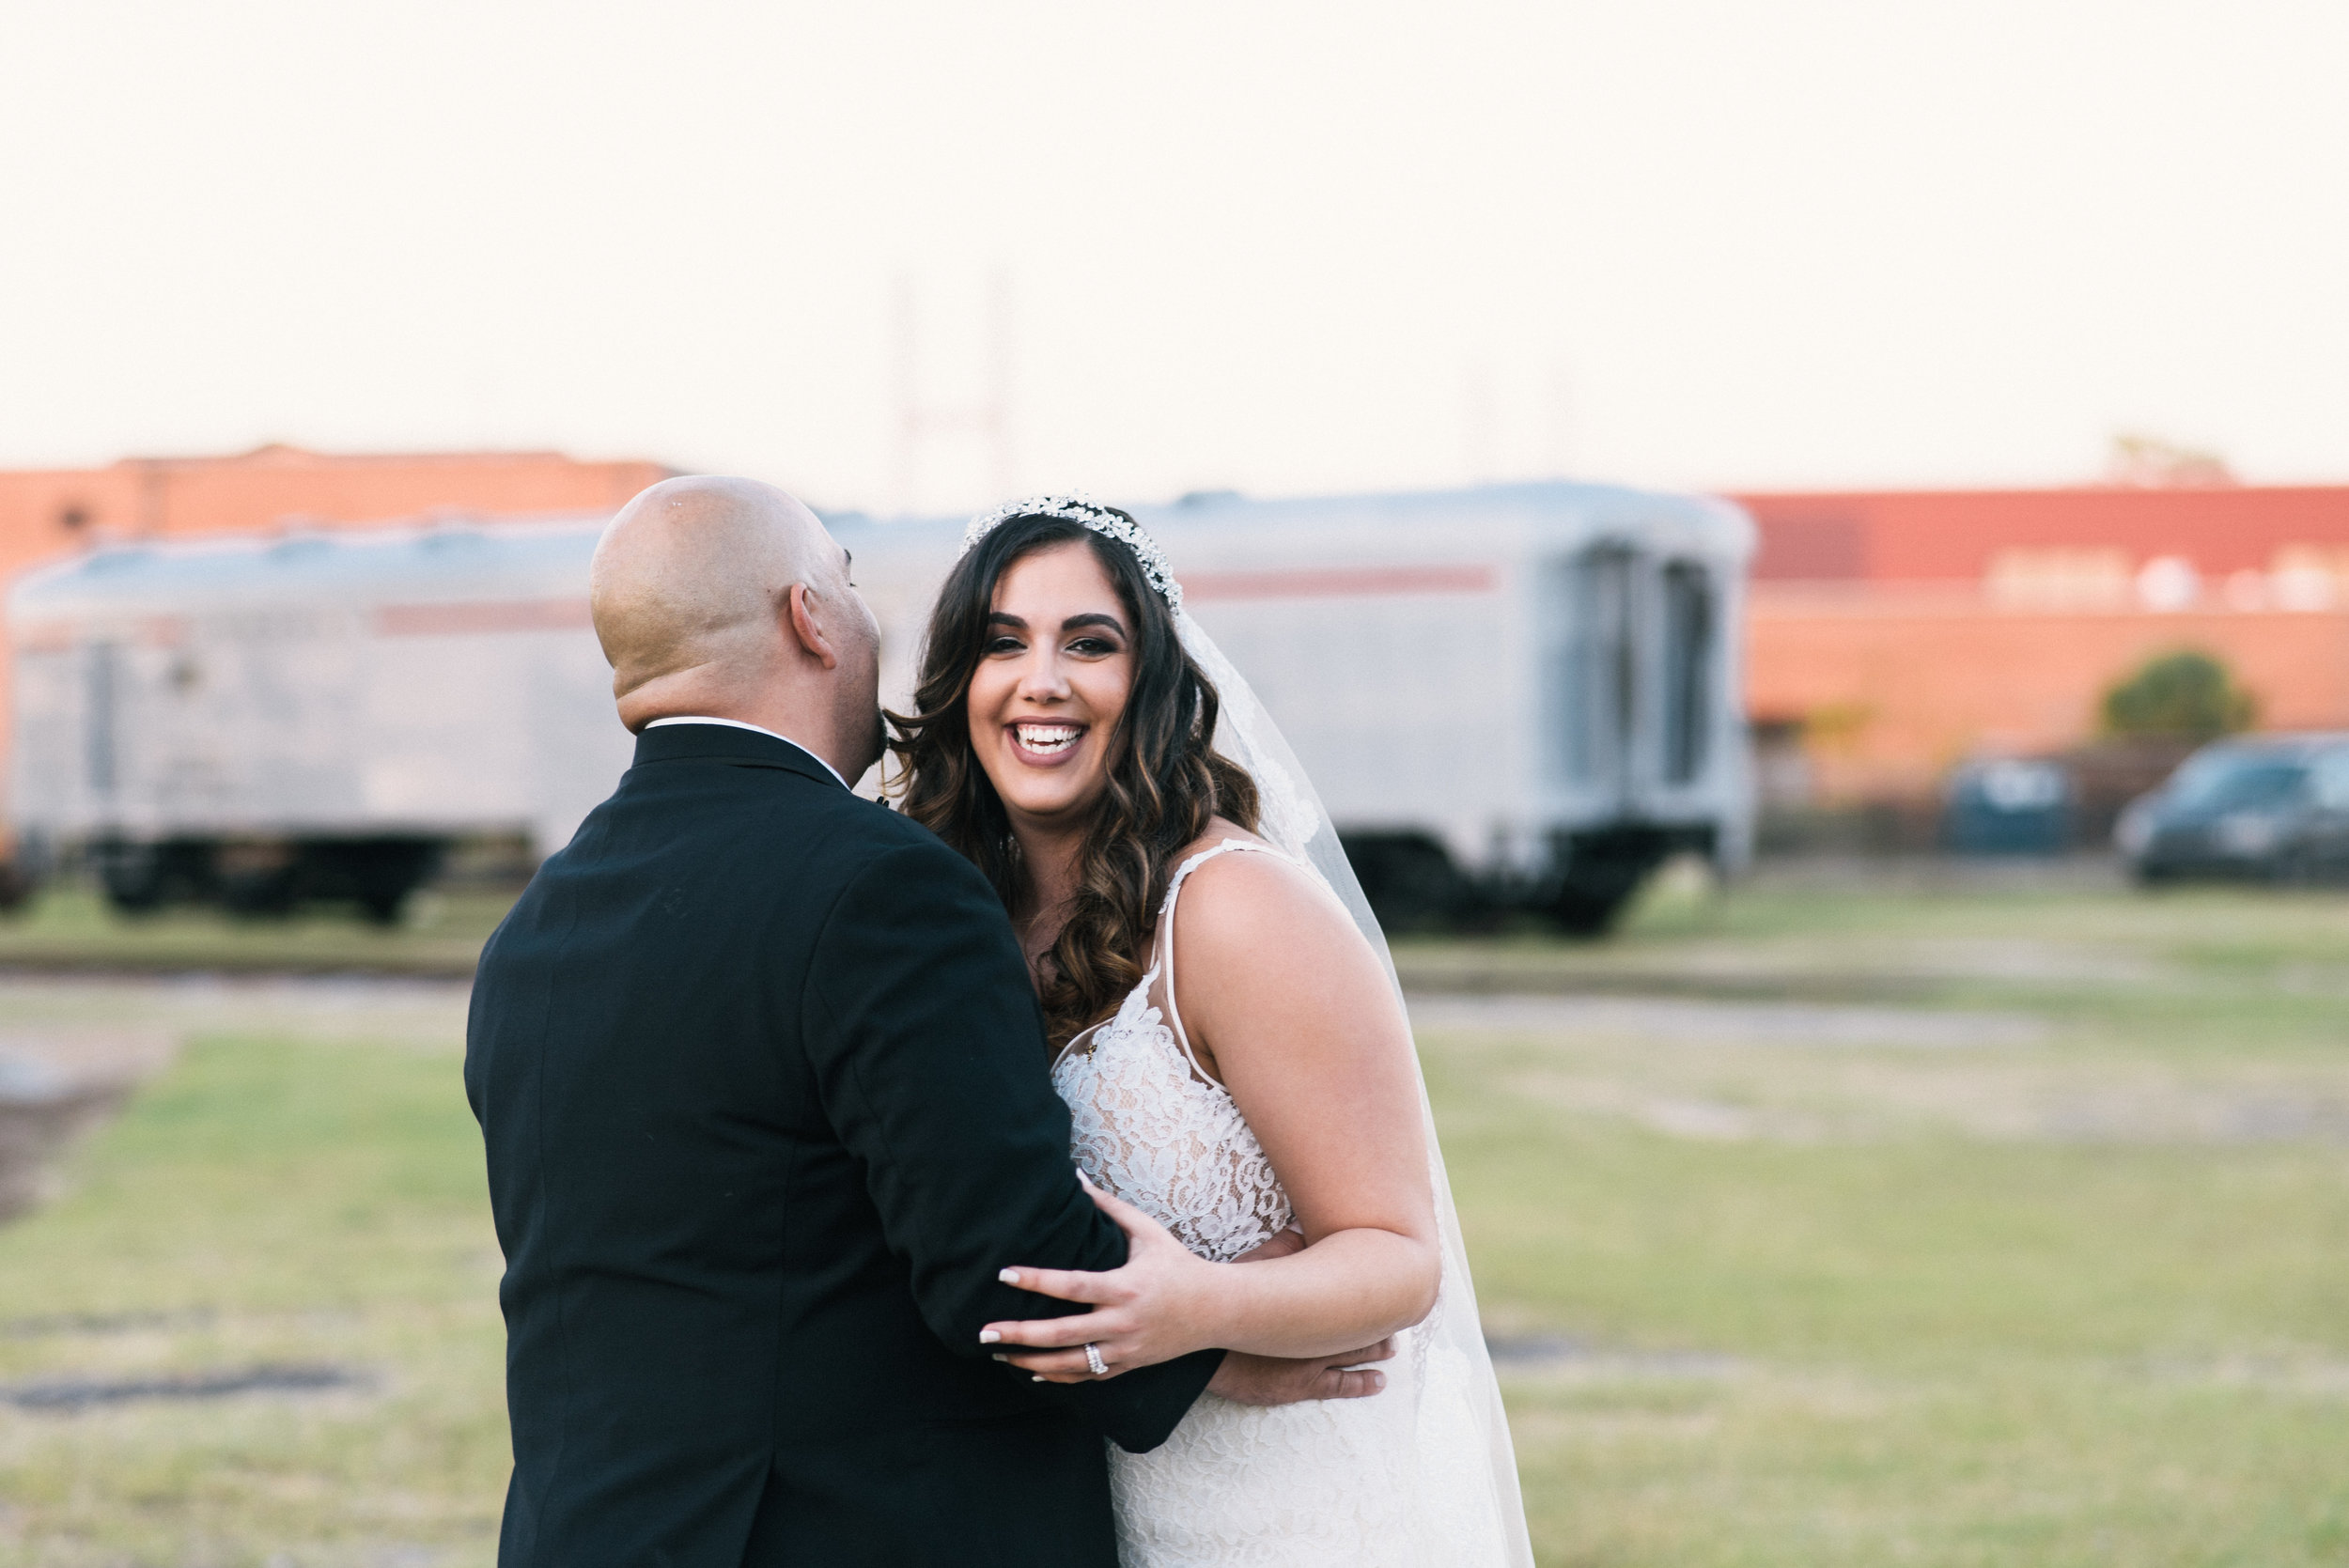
left=1148, top=838, right=1282, bottom=1081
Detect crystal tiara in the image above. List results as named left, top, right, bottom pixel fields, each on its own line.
left=960, top=493, right=1184, bottom=613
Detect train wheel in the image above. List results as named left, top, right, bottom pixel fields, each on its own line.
left=97, top=846, right=167, bottom=915
left=1338, top=833, right=1469, bottom=933
left=1545, top=829, right=1675, bottom=937
left=219, top=868, right=302, bottom=918
left=1548, top=879, right=1643, bottom=936
left=300, top=838, right=445, bottom=925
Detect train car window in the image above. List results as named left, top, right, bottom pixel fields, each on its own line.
left=1560, top=546, right=1637, bottom=791
left=86, top=642, right=120, bottom=797
left=1660, top=561, right=1714, bottom=784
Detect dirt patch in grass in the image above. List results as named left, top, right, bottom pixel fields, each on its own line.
left=0, top=1029, right=177, bottom=1221
left=1, top=1362, right=366, bottom=1413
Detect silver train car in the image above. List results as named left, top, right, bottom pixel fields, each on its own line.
left=8, top=519, right=631, bottom=919
left=8, top=481, right=1751, bottom=930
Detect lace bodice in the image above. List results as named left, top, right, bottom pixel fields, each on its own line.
left=1050, top=842, right=1294, bottom=1263
left=1047, top=841, right=1512, bottom=1567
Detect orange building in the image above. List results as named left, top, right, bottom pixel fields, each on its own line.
left=1735, top=484, right=2349, bottom=803
left=0, top=445, right=672, bottom=819
left=0, top=444, right=668, bottom=550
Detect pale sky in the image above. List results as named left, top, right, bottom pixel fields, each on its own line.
left=4, top=1, right=2344, bottom=514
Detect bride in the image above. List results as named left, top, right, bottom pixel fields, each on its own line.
left=889, top=496, right=1532, bottom=1565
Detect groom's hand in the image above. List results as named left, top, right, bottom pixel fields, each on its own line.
left=1206, top=1342, right=1395, bottom=1405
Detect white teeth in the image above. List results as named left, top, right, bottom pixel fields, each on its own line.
left=1015, top=723, right=1081, bottom=753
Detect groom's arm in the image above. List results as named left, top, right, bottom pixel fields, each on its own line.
left=801, top=835, right=1221, bottom=1453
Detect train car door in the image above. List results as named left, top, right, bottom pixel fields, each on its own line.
left=1556, top=542, right=1639, bottom=811
left=85, top=640, right=121, bottom=811
left=1657, top=557, right=1718, bottom=791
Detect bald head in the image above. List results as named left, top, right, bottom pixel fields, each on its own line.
left=590, top=476, right=882, bottom=776
left=592, top=476, right=839, bottom=698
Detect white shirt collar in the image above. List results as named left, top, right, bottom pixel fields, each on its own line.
left=644, top=716, right=848, bottom=789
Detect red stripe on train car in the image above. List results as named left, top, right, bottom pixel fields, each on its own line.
left=375, top=600, right=594, bottom=636
left=1181, top=565, right=1499, bottom=602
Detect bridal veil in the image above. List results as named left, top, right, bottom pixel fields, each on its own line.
left=1178, top=608, right=1537, bottom=1567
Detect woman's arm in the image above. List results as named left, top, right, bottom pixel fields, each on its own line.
left=984, top=850, right=1441, bottom=1374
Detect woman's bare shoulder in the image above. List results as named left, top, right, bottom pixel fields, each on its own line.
left=1162, top=819, right=1403, bottom=1066
left=1167, top=818, right=1354, bottom=953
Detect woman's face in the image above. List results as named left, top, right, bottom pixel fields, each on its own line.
left=966, top=540, right=1135, bottom=834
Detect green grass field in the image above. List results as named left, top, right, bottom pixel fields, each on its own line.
left=1444, top=873, right=2349, bottom=1566
left=0, top=888, right=506, bottom=977
left=0, top=871, right=2343, bottom=1565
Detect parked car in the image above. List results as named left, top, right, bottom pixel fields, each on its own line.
left=2114, top=733, right=2349, bottom=883
left=1941, top=757, right=2074, bottom=856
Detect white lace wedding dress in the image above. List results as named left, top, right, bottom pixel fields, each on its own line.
left=1051, top=840, right=1517, bottom=1567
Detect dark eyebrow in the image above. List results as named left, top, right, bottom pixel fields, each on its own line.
left=984, top=611, right=1125, bottom=636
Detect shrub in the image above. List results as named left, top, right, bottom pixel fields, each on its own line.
left=2100, top=649, right=2256, bottom=740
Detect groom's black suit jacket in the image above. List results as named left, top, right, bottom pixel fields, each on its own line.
left=465, top=723, right=1221, bottom=1567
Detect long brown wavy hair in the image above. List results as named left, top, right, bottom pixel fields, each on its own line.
left=887, top=510, right=1258, bottom=1050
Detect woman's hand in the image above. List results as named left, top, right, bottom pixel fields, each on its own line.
left=982, top=1181, right=1223, bottom=1383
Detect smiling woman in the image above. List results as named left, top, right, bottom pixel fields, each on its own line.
left=887, top=509, right=1258, bottom=1047
left=887, top=499, right=1531, bottom=1566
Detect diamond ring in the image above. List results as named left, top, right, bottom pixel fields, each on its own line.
left=1084, top=1343, right=1108, bottom=1377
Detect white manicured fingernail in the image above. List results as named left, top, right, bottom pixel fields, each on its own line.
left=999, top=1268, right=1019, bottom=1285
left=979, top=1329, right=1001, bottom=1343
left=1032, top=1374, right=1046, bottom=1382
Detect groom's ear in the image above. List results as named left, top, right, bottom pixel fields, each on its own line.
left=786, top=583, right=840, bottom=672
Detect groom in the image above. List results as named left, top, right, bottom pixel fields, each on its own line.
left=465, top=477, right=1367, bottom=1568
